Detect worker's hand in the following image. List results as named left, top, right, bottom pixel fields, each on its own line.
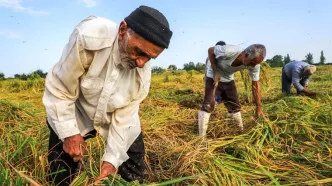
left=302, top=89, right=316, bottom=97
left=255, top=108, right=265, bottom=118
left=213, top=71, right=220, bottom=87
left=63, top=134, right=85, bottom=162
left=305, top=91, right=316, bottom=97
left=94, top=161, right=117, bottom=185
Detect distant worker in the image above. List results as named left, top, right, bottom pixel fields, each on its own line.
left=198, top=43, right=266, bottom=136
left=282, top=61, right=316, bottom=96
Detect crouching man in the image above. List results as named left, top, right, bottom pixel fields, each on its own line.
left=282, top=61, right=316, bottom=96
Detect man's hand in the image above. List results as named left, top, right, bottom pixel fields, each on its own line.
left=305, top=91, right=317, bottom=97
left=94, top=162, right=117, bottom=184
left=63, top=134, right=85, bottom=162
left=302, top=89, right=316, bottom=97
left=255, top=108, right=265, bottom=118
left=213, top=71, right=220, bottom=87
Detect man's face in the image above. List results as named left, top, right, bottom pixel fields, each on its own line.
left=118, top=21, right=164, bottom=69
left=303, top=69, right=311, bottom=76
left=242, top=54, right=264, bottom=67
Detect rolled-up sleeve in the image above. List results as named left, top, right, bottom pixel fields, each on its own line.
left=249, top=64, right=260, bottom=81
left=291, top=70, right=304, bottom=92
left=42, top=28, right=91, bottom=140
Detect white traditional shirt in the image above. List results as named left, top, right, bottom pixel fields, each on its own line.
left=206, top=45, right=260, bottom=82
left=42, top=16, right=151, bottom=169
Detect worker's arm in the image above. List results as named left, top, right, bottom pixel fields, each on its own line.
left=98, top=85, right=150, bottom=181
left=42, top=27, right=94, bottom=162
left=302, top=76, right=310, bottom=88
left=292, top=70, right=315, bottom=96
left=208, top=47, right=220, bottom=87
left=248, top=65, right=264, bottom=118
left=252, top=80, right=264, bottom=118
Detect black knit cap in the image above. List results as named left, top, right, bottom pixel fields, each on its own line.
left=125, top=5, right=172, bottom=48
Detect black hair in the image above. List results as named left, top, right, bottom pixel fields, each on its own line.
left=215, top=41, right=226, bottom=46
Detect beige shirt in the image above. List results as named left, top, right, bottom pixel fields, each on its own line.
left=42, top=16, right=151, bottom=168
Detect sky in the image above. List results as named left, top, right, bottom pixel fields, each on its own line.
left=0, top=0, right=331, bottom=77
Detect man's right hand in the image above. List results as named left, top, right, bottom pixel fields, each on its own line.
left=213, top=71, right=220, bottom=87
left=302, top=89, right=316, bottom=97
left=305, top=91, right=317, bottom=97
left=63, top=134, right=85, bottom=162
left=94, top=161, right=117, bottom=185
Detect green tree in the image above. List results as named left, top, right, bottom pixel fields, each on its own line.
left=20, top=74, right=28, bottom=80
left=304, top=53, right=314, bottom=64
left=151, top=66, right=165, bottom=74
left=183, top=62, right=196, bottom=71
left=28, top=72, right=41, bottom=80
left=167, top=65, right=177, bottom=71
left=266, top=55, right=284, bottom=67
left=14, top=73, right=28, bottom=80
left=32, top=69, right=47, bottom=78
left=14, top=74, right=21, bottom=79
left=319, top=50, right=326, bottom=65
left=195, top=62, right=206, bottom=72
left=284, top=54, right=291, bottom=64
left=0, top=72, right=5, bottom=80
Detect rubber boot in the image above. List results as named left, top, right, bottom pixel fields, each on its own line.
left=198, top=110, right=211, bottom=136
left=227, top=111, right=244, bottom=131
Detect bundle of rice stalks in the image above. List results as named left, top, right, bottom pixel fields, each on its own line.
left=239, top=62, right=272, bottom=102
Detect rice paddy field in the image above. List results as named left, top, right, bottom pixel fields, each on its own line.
left=0, top=65, right=331, bottom=186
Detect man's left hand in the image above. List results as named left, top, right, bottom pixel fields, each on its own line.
left=94, top=161, right=117, bottom=185
left=255, top=108, right=265, bottom=118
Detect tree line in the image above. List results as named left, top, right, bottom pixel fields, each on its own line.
left=152, top=50, right=329, bottom=74
left=266, top=50, right=328, bottom=67
left=0, top=69, right=47, bottom=80
left=152, top=62, right=206, bottom=74
left=1, top=51, right=329, bottom=79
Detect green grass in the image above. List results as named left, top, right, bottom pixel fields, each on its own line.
left=0, top=66, right=331, bottom=185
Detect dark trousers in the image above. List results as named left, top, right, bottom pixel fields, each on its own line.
left=47, top=121, right=145, bottom=186
left=201, top=77, right=241, bottom=113
left=282, top=70, right=306, bottom=95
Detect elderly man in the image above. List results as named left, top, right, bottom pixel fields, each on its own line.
left=198, top=43, right=266, bottom=136
left=282, top=61, right=316, bottom=96
left=42, top=6, right=172, bottom=185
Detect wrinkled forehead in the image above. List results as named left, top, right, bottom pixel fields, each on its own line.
left=131, top=32, right=164, bottom=58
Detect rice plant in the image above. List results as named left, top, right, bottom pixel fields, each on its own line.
left=0, top=66, right=331, bottom=185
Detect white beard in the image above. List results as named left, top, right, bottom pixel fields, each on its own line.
left=118, top=34, right=137, bottom=69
